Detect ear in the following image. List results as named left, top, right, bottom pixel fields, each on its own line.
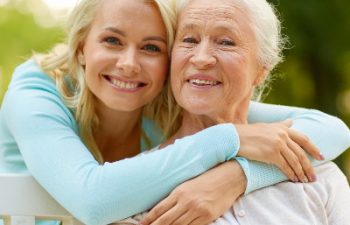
left=78, top=50, right=86, bottom=65
left=253, top=66, right=269, bottom=86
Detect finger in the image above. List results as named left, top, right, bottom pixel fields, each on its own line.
left=170, top=211, right=197, bottom=225
left=275, top=154, right=298, bottom=182
left=288, top=129, right=323, bottom=160
left=280, top=119, right=293, bottom=128
left=288, top=139, right=316, bottom=182
left=188, top=216, right=210, bottom=225
left=150, top=203, right=186, bottom=225
left=141, top=196, right=177, bottom=225
left=280, top=140, right=308, bottom=182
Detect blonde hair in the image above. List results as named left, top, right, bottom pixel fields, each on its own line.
left=161, top=0, right=287, bottom=138
left=34, top=0, right=176, bottom=163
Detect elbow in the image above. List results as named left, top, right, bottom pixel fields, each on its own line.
left=69, top=196, right=111, bottom=225
left=294, top=109, right=350, bottom=157
left=65, top=196, right=108, bottom=225
left=331, top=116, right=350, bottom=150
left=314, top=110, right=350, bottom=157
left=60, top=174, right=116, bottom=225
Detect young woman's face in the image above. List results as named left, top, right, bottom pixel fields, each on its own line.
left=170, top=0, right=265, bottom=122
left=81, top=0, right=169, bottom=113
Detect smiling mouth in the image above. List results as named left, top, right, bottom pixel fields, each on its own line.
left=187, top=78, right=221, bottom=87
left=103, top=75, right=147, bottom=89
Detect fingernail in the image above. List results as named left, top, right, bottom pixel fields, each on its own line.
left=308, top=175, right=315, bottom=182
left=292, top=176, right=298, bottom=182
left=319, top=153, right=325, bottom=160
left=312, top=174, right=317, bottom=182
left=303, top=177, right=309, bottom=183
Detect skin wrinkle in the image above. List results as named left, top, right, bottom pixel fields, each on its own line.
left=177, top=4, right=256, bottom=58
left=172, top=0, right=262, bottom=125
left=179, top=0, right=272, bottom=68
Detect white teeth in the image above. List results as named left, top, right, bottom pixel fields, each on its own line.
left=110, top=78, right=138, bottom=89
left=189, top=79, right=219, bottom=86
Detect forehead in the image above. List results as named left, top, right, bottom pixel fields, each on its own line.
left=90, top=0, right=166, bottom=36
left=178, top=0, right=251, bottom=32
left=97, top=0, right=156, bottom=20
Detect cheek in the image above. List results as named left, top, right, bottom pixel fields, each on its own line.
left=170, top=52, right=183, bottom=89
left=148, top=57, right=169, bottom=87
left=171, top=48, right=189, bottom=73
left=170, top=72, right=177, bottom=93
left=222, top=57, right=253, bottom=98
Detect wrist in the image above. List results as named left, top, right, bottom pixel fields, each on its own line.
left=225, top=160, right=247, bottom=197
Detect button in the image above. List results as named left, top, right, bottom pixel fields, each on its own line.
left=238, top=210, right=246, bottom=217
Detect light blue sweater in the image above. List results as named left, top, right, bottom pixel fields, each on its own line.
left=0, top=60, right=349, bottom=225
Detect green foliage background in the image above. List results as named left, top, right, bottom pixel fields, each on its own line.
left=0, top=0, right=349, bottom=178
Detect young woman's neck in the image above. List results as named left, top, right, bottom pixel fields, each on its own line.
left=94, top=104, right=143, bottom=162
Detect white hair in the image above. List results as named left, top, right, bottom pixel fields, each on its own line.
left=239, top=0, right=286, bottom=71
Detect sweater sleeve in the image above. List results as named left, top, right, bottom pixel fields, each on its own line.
left=238, top=101, right=350, bottom=193
left=1, top=62, right=240, bottom=225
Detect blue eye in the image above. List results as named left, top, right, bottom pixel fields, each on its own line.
left=105, top=37, right=121, bottom=45
left=143, top=44, right=161, bottom=52
left=220, top=39, right=235, bottom=46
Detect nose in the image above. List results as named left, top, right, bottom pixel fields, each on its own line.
left=189, top=40, right=216, bottom=69
left=116, top=47, right=141, bottom=75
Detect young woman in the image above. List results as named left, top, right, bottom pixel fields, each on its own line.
left=0, top=0, right=349, bottom=224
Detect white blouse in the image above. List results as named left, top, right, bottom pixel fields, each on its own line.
left=212, top=162, right=350, bottom=225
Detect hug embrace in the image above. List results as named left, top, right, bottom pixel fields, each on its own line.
left=0, top=0, right=350, bottom=224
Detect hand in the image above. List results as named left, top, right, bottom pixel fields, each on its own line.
left=236, top=119, right=324, bottom=183
left=140, top=161, right=246, bottom=225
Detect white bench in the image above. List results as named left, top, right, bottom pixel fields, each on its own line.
left=0, top=173, right=84, bottom=225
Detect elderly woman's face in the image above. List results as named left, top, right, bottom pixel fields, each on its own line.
left=171, top=0, right=265, bottom=121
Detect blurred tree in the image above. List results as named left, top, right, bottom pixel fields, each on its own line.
left=0, top=0, right=65, bottom=102
left=266, top=0, right=350, bottom=176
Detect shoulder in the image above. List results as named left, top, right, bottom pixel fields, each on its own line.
left=8, top=59, right=55, bottom=92
left=1, top=59, right=75, bottom=128
left=4, top=59, right=61, bottom=104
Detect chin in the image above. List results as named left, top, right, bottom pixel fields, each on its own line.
left=107, top=102, right=144, bottom=112
left=183, top=103, right=214, bottom=116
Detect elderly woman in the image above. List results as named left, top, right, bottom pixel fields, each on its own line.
left=137, top=0, right=350, bottom=224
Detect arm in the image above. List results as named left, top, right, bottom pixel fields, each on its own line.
left=141, top=101, right=350, bottom=225
left=141, top=160, right=246, bottom=225
left=1, top=61, right=239, bottom=225
left=240, top=101, right=350, bottom=193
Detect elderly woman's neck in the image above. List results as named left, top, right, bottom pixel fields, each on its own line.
left=162, top=107, right=249, bottom=148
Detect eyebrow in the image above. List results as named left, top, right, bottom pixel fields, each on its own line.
left=105, top=27, right=125, bottom=36
left=179, top=23, right=197, bottom=31
left=178, top=23, right=242, bottom=40
left=104, top=26, right=167, bottom=44
left=180, top=23, right=239, bottom=33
